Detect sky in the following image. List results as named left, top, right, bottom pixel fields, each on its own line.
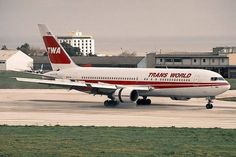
left=1, top=0, right=236, bottom=55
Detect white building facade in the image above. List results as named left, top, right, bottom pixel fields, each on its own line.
left=57, top=31, right=95, bottom=56
left=0, top=50, right=33, bottom=71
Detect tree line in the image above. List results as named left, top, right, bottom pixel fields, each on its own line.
left=1, top=43, right=137, bottom=56
left=1, top=42, right=96, bottom=56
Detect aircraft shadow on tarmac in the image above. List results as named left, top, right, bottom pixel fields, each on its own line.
left=28, top=99, right=96, bottom=104
left=25, top=99, right=209, bottom=110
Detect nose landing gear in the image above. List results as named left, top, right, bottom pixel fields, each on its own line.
left=206, top=98, right=214, bottom=109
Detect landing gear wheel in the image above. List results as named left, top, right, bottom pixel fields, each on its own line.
left=104, top=100, right=109, bottom=107
left=206, top=97, right=214, bottom=109
left=146, top=99, right=151, bottom=105
left=136, top=99, right=142, bottom=105
left=206, top=103, right=213, bottom=109
left=136, top=98, right=151, bottom=105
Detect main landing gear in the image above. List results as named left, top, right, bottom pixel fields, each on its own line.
left=206, top=98, right=213, bottom=109
left=136, top=96, right=151, bottom=105
left=104, top=100, right=119, bottom=107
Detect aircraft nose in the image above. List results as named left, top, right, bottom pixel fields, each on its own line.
left=225, top=81, right=231, bottom=90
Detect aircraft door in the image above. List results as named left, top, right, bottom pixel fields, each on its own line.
left=194, top=75, right=199, bottom=82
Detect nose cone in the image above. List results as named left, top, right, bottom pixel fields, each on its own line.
left=226, top=81, right=231, bottom=91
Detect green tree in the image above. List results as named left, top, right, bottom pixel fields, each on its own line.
left=119, top=51, right=136, bottom=56
left=61, top=42, right=81, bottom=56
left=16, top=43, right=45, bottom=56
left=88, top=52, right=97, bottom=56
left=17, top=43, right=31, bottom=55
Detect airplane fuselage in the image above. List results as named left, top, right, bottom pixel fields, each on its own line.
left=45, top=67, right=230, bottom=98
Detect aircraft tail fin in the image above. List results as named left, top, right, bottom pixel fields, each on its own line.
left=38, top=24, right=78, bottom=71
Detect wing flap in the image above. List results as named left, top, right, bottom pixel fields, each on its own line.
left=116, top=85, right=152, bottom=91
left=88, top=82, right=117, bottom=89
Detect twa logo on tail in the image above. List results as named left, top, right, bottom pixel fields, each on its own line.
left=38, top=24, right=78, bottom=69
left=48, top=47, right=61, bottom=54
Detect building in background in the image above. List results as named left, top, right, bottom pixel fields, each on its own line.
left=33, top=56, right=144, bottom=71
left=32, top=46, right=236, bottom=78
left=0, top=50, right=33, bottom=71
left=57, top=31, right=95, bottom=56
left=146, top=47, right=236, bottom=78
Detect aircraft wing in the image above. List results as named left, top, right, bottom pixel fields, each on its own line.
left=15, top=77, right=151, bottom=91
left=16, top=77, right=87, bottom=87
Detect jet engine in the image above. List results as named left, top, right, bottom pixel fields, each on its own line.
left=112, top=88, right=139, bottom=103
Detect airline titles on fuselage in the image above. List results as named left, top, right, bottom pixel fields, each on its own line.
left=148, top=72, right=192, bottom=78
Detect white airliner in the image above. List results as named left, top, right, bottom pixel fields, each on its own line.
left=16, top=24, right=231, bottom=109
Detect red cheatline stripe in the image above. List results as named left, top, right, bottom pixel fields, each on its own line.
left=79, top=79, right=228, bottom=89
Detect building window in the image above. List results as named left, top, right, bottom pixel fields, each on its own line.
left=173, top=58, right=182, bottom=62
left=222, top=58, right=225, bottom=63
left=160, top=58, right=163, bottom=62
left=202, top=59, right=206, bottom=63
left=212, top=59, right=215, bottom=63
left=164, top=58, right=172, bottom=62
left=193, top=59, right=197, bottom=63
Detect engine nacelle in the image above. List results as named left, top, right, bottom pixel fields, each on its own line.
left=112, top=88, right=139, bottom=103
left=170, top=97, right=191, bottom=101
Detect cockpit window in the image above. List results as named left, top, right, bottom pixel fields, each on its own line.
left=211, top=77, right=224, bottom=81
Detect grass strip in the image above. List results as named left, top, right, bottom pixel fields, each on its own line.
left=0, top=125, right=235, bottom=157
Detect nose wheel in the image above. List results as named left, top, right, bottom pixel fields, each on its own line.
left=206, top=98, right=213, bottom=109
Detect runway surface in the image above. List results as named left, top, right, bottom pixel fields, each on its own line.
left=0, top=89, right=235, bottom=128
